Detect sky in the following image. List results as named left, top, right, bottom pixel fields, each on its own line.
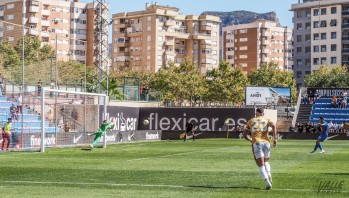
left=79, top=0, right=299, bottom=28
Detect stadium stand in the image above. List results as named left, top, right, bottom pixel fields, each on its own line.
left=0, top=96, right=59, bottom=133
left=310, top=98, right=349, bottom=124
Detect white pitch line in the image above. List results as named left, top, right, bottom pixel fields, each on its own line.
left=129, top=146, right=240, bottom=161
left=1, top=180, right=349, bottom=193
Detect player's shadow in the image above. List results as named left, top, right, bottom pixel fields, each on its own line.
left=187, top=185, right=260, bottom=190
left=324, top=173, right=349, bottom=175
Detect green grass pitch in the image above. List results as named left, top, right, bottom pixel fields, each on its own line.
left=0, top=139, right=348, bottom=198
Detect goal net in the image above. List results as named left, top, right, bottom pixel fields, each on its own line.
left=23, top=88, right=107, bottom=152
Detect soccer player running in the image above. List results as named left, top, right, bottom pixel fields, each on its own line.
left=243, top=108, right=277, bottom=190
left=310, top=116, right=328, bottom=154
left=89, top=119, right=114, bottom=149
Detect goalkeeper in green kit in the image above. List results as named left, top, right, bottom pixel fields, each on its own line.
left=89, top=119, right=114, bottom=149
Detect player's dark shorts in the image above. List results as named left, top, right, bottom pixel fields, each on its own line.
left=318, top=135, right=327, bottom=142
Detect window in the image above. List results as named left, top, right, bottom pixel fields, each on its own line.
left=330, top=19, right=337, bottom=26
left=313, top=45, right=319, bottom=52
left=331, top=57, right=337, bottom=64
left=331, top=32, right=337, bottom=39
left=313, top=21, right=319, bottom=28
left=147, top=26, right=151, bottom=31
left=321, top=57, right=326, bottom=64
left=0, top=5, right=4, bottom=11
left=239, top=29, right=248, bottom=34
left=297, top=35, right=302, bottom=42
left=6, top=4, right=14, bottom=9
left=320, top=45, right=326, bottom=52
left=7, top=14, right=14, bottom=20
left=305, top=59, right=311, bottom=66
left=297, top=59, right=302, bottom=66
left=314, top=9, right=319, bottom=16
left=297, top=11, right=302, bottom=18
left=305, top=22, right=311, bottom=29
left=331, top=7, right=337, bottom=14
left=305, top=46, right=311, bottom=53
left=321, top=8, right=327, bottom=15
left=147, top=16, right=151, bottom=21
left=297, top=71, right=302, bottom=78
left=239, top=38, right=248, bottom=42
left=305, top=71, right=311, bottom=75
left=313, top=58, right=319, bottom=65
left=297, top=47, right=302, bottom=54
left=8, top=36, right=14, bottom=42
left=297, top=23, right=302, bottom=30
left=305, top=10, right=311, bottom=17
left=239, top=46, right=248, bottom=50
left=313, top=33, right=319, bottom=40
left=239, top=55, right=248, bottom=59
left=305, top=34, right=311, bottom=41
left=321, top=33, right=326, bottom=40
left=320, top=20, right=326, bottom=27
left=331, top=44, right=337, bottom=51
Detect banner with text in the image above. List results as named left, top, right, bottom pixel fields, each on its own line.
left=245, top=86, right=291, bottom=105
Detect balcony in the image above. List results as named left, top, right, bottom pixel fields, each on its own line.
left=29, top=29, right=39, bottom=36
left=342, top=61, right=349, bottom=65
left=41, top=20, right=50, bottom=26
left=342, top=23, right=349, bottom=29
left=29, top=17, right=39, bottom=24
left=165, top=40, right=174, bottom=46
left=164, top=20, right=174, bottom=26
left=192, top=33, right=211, bottom=40
left=29, top=5, right=39, bottom=13
left=343, top=10, right=349, bottom=16
left=262, top=49, right=270, bottom=54
left=41, top=31, right=50, bottom=37
left=262, top=39, right=269, bottom=45
left=262, top=32, right=270, bottom=37
left=42, top=9, right=50, bottom=16
left=201, top=25, right=212, bottom=31
left=262, top=57, right=270, bottom=62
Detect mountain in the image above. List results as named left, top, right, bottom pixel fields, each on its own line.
left=201, top=10, right=281, bottom=31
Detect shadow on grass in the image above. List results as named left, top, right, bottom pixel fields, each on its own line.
left=324, top=173, right=349, bottom=176
left=187, top=185, right=261, bottom=190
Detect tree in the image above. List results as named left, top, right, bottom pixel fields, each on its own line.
left=305, top=65, right=349, bottom=88
left=0, top=41, right=21, bottom=68
left=15, top=36, right=41, bottom=65
left=249, top=63, right=297, bottom=102
left=150, top=60, right=206, bottom=106
left=205, top=62, right=248, bottom=105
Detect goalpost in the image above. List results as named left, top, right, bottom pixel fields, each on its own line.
left=39, top=88, right=108, bottom=152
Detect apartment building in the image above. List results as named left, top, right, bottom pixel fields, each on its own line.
left=0, top=0, right=97, bottom=65
left=112, top=4, right=220, bottom=74
left=291, top=0, right=347, bottom=87
left=222, top=20, right=293, bottom=74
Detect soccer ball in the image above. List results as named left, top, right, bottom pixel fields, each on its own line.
left=143, top=119, right=149, bottom=125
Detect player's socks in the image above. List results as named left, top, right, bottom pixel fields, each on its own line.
left=264, top=162, right=272, bottom=184
left=313, top=143, right=319, bottom=151
left=265, top=179, right=272, bottom=190
left=259, top=166, right=269, bottom=181
left=318, top=144, right=323, bottom=151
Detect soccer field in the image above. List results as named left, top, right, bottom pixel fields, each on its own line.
left=0, top=139, right=348, bottom=198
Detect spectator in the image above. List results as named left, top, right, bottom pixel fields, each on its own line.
left=1, top=118, right=12, bottom=151
left=333, top=123, right=339, bottom=132
left=302, top=91, right=308, bottom=104
left=49, top=81, right=55, bottom=97
left=297, top=123, right=304, bottom=133
left=308, top=91, right=314, bottom=104
left=0, top=73, right=3, bottom=94
left=37, top=79, right=43, bottom=96
left=341, top=97, right=347, bottom=109
left=313, top=90, right=320, bottom=104
left=305, top=122, right=312, bottom=133
left=328, top=120, right=334, bottom=132
left=331, top=96, right=337, bottom=108
left=337, top=97, right=343, bottom=109
left=10, top=103, right=18, bottom=121
left=17, top=94, right=23, bottom=114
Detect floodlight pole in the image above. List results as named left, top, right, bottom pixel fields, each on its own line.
left=21, top=0, right=26, bottom=137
